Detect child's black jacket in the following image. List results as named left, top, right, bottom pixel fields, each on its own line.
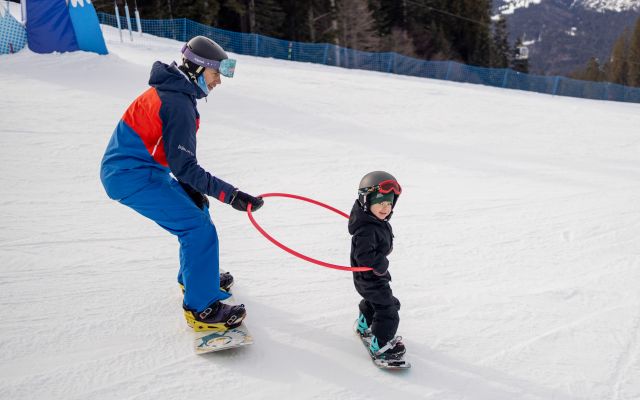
left=348, top=200, right=396, bottom=303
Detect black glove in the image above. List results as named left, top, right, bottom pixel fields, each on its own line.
left=179, top=181, right=209, bottom=210
left=230, top=189, right=263, bottom=212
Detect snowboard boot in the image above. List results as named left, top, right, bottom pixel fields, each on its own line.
left=179, top=271, right=234, bottom=294
left=355, top=313, right=372, bottom=337
left=183, top=301, right=246, bottom=332
left=369, top=336, right=406, bottom=360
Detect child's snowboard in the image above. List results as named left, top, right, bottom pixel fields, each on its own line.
left=354, top=321, right=411, bottom=369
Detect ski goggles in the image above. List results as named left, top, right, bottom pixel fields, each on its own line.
left=358, top=179, right=402, bottom=196
left=181, top=45, right=237, bottom=78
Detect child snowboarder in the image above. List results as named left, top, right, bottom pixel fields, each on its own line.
left=349, top=171, right=405, bottom=360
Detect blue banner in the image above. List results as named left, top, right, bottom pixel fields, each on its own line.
left=26, top=0, right=79, bottom=53
left=68, top=0, right=108, bottom=55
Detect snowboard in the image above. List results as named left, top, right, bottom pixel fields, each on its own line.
left=354, top=321, right=411, bottom=369
left=194, top=322, right=253, bottom=354
left=188, top=275, right=253, bottom=354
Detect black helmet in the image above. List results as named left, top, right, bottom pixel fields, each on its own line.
left=180, top=36, right=228, bottom=79
left=357, top=171, right=402, bottom=210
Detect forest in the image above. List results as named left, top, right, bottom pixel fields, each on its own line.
left=95, top=0, right=519, bottom=70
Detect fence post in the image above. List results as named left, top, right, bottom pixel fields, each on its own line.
left=552, top=76, right=561, bottom=95
left=502, top=69, right=509, bottom=88
left=445, top=61, right=453, bottom=81
left=124, top=2, right=133, bottom=41
left=114, top=4, right=123, bottom=42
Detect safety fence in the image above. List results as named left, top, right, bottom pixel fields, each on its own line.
left=0, top=3, right=27, bottom=55
left=97, top=12, right=640, bottom=104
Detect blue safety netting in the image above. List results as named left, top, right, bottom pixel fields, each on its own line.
left=97, top=12, right=640, bottom=104
left=0, top=4, right=27, bottom=54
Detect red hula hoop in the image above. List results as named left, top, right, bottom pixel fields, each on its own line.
left=246, top=193, right=372, bottom=272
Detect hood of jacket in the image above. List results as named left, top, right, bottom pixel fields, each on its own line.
left=148, top=61, right=206, bottom=100
left=348, top=200, right=393, bottom=235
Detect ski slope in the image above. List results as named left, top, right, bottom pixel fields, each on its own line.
left=2, top=13, right=640, bottom=400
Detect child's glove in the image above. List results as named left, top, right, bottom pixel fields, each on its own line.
left=230, top=189, right=264, bottom=212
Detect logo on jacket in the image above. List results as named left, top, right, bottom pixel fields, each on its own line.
left=178, top=145, right=195, bottom=157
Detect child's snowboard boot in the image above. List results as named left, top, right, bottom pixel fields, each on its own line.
left=355, top=313, right=372, bottom=337
left=369, top=336, right=406, bottom=360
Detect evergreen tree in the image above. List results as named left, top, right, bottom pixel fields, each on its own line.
left=462, top=0, right=493, bottom=66
left=608, top=28, right=630, bottom=85
left=578, top=57, right=605, bottom=81
left=627, top=17, right=640, bottom=87
left=252, top=0, right=286, bottom=37
left=216, top=0, right=247, bottom=32
left=492, top=16, right=510, bottom=68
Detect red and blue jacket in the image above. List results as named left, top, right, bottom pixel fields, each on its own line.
left=101, top=61, right=235, bottom=203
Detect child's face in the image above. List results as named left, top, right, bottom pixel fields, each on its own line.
left=369, top=201, right=393, bottom=220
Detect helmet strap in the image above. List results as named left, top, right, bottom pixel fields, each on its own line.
left=179, top=59, right=203, bottom=82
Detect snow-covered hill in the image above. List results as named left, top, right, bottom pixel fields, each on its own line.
left=2, top=7, right=640, bottom=400
left=496, top=0, right=543, bottom=15
left=496, top=0, right=640, bottom=14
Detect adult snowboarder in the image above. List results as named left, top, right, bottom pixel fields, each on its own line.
left=100, top=36, right=263, bottom=332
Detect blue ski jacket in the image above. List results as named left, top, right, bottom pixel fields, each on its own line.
left=101, top=61, right=235, bottom=202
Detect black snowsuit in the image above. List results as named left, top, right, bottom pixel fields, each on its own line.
left=348, top=200, right=400, bottom=346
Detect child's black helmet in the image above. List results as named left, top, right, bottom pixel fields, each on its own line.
left=357, top=171, right=402, bottom=210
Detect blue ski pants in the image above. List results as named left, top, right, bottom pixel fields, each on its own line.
left=102, top=167, right=230, bottom=312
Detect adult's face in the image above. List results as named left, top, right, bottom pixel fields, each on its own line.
left=202, top=68, right=221, bottom=91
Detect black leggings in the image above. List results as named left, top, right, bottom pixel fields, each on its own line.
left=359, top=296, right=401, bottom=345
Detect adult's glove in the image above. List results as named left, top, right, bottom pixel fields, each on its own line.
left=230, top=189, right=263, bottom=212
left=179, top=181, right=209, bottom=210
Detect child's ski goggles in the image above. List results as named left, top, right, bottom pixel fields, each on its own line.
left=181, top=45, right=237, bottom=78
left=358, top=179, right=402, bottom=196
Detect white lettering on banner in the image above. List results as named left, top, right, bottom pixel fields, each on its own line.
left=178, top=145, right=195, bottom=157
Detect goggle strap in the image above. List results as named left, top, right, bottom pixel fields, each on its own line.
left=182, top=45, right=222, bottom=70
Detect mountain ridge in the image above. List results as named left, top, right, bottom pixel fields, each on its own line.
left=494, top=0, right=640, bottom=75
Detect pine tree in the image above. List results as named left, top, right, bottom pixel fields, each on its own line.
left=252, top=0, right=286, bottom=37
left=608, top=28, right=630, bottom=85
left=492, top=16, right=510, bottom=68
left=627, top=17, right=640, bottom=87
left=582, top=57, right=605, bottom=81
left=462, top=0, right=493, bottom=66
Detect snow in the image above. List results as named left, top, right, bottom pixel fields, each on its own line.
left=496, top=0, right=640, bottom=14
left=2, top=6, right=640, bottom=400
left=496, top=0, right=543, bottom=15
left=579, top=0, right=640, bottom=12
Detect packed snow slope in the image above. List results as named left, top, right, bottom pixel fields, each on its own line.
left=2, top=22, right=640, bottom=400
